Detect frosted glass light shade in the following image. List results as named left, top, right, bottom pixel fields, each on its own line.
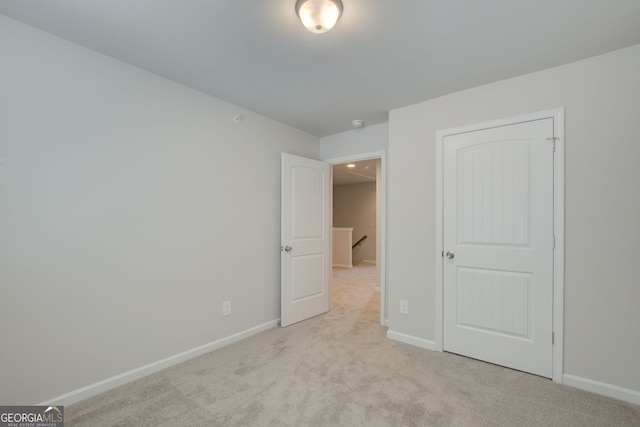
left=295, top=0, right=343, bottom=34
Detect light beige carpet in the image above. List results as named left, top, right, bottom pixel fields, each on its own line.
left=67, top=265, right=640, bottom=426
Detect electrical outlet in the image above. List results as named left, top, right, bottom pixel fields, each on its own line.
left=222, top=301, right=231, bottom=317
left=400, top=299, right=409, bottom=315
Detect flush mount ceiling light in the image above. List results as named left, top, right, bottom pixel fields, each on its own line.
left=295, top=0, right=343, bottom=34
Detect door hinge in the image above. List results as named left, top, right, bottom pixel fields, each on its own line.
left=441, top=250, right=444, bottom=258
left=552, top=331, right=555, bottom=345
left=547, top=137, right=558, bottom=152
left=553, top=235, right=556, bottom=249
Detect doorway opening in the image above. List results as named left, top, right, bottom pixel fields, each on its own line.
left=327, top=151, right=386, bottom=326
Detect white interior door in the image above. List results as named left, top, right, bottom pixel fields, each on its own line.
left=281, top=153, right=331, bottom=327
left=443, top=118, right=554, bottom=378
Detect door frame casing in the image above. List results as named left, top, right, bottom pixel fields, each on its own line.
left=434, top=108, right=565, bottom=383
left=324, top=150, right=387, bottom=326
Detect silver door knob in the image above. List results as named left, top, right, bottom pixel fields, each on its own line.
left=445, top=251, right=455, bottom=259
left=284, top=245, right=293, bottom=252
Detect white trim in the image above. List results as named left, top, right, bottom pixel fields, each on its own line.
left=324, top=151, right=385, bottom=166
left=37, top=319, right=280, bottom=406
left=435, top=108, right=563, bottom=136
left=435, top=108, right=565, bottom=382
left=435, top=124, right=445, bottom=352
left=552, top=108, right=565, bottom=384
left=386, top=330, right=439, bottom=351
left=332, top=263, right=354, bottom=269
left=324, top=150, right=387, bottom=327
left=563, top=374, right=640, bottom=405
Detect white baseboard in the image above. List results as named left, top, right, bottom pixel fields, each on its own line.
left=38, top=319, right=280, bottom=406
left=563, top=374, right=640, bottom=405
left=358, top=260, right=377, bottom=266
left=332, top=263, right=353, bottom=269
left=386, top=330, right=439, bottom=352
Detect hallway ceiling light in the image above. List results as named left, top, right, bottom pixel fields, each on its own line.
left=295, top=0, right=343, bottom=34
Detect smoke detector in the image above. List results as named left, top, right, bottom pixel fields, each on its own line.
left=352, top=119, right=364, bottom=128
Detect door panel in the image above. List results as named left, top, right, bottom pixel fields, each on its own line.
left=443, top=118, right=554, bottom=378
left=456, top=267, right=531, bottom=338
left=459, top=141, right=530, bottom=245
left=281, top=153, right=330, bottom=327
left=291, top=254, right=324, bottom=301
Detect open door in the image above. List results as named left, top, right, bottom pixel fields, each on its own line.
left=281, top=153, right=331, bottom=327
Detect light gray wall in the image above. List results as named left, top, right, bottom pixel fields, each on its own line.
left=0, top=14, right=319, bottom=405
left=320, top=122, right=388, bottom=160
left=387, top=43, right=640, bottom=394
left=333, top=182, right=377, bottom=265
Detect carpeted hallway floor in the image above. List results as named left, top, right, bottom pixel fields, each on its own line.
left=66, top=264, right=640, bottom=426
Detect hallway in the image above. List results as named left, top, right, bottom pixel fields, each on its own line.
left=332, top=264, right=379, bottom=316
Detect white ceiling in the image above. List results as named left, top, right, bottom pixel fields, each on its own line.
left=333, top=159, right=378, bottom=186
left=1, top=0, right=640, bottom=137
